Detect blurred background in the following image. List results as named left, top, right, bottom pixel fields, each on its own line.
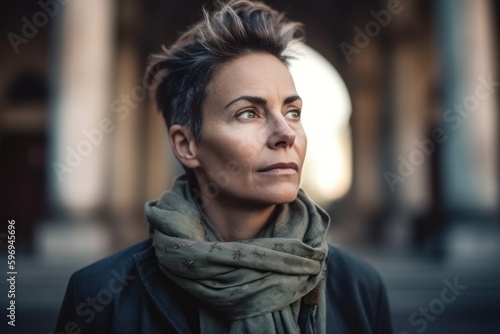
left=0, top=0, right=499, bottom=333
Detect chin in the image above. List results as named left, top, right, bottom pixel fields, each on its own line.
left=264, top=184, right=300, bottom=204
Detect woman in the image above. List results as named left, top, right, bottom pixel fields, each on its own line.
left=56, top=1, right=393, bottom=333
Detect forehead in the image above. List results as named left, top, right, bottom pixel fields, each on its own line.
left=208, top=53, right=298, bottom=100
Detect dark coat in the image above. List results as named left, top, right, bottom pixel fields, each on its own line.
left=55, top=239, right=393, bottom=333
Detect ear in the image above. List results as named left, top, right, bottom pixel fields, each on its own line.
left=169, top=124, right=201, bottom=169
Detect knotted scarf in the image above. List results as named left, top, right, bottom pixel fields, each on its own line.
left=145, top=175, right=330, bottom=333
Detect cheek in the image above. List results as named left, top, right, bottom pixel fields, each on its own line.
left=296, top=130, right=308, bottom=160
left=225, top=130, right=267, bottom=166
left=200, top=134, right=260, bottom=175
left=230, top=142, right=262, bottom=173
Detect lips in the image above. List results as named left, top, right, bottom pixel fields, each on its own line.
left=258, top=162, right=298, bottom=172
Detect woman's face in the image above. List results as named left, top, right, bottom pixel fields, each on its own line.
left=193, top=53, right=307, bottom=206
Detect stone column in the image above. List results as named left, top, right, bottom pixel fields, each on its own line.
left=436, top=0, right=498, bottom=212
left=49, top=0, right=114, bottom=215
left=42, top=0, right=115, bottom=258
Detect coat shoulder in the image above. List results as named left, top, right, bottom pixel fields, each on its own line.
left=325, top=244, right=393, bottom=334
left=55, top=239, right=155, bottom=334
left=71, top=238, right=152, bottom=284
left=326, top=244, right=384, bottom=286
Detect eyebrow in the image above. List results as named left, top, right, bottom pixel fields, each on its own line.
left=224, top=95, right=302, bottom=109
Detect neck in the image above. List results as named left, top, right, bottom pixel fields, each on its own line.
left=202, top=196, right=276, bottom=242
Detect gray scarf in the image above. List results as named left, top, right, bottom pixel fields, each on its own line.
left=145, top=175, right=330, bottom=333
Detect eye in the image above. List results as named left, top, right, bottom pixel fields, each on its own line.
left=286, top=109, right=301, bottom=120
left=236, top=109, right=259, bottom=119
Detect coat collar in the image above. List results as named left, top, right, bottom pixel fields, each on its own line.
left=133, top=242, right=196, bottom=333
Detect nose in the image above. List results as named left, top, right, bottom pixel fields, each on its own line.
left=267, top=115, right=296, bottom=149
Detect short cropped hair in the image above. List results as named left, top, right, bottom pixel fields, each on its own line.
left=145, top=0, right=304, bottom=142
